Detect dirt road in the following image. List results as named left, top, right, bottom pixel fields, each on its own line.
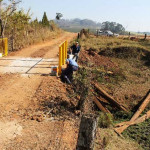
left=0, top=32, right=80, bottom=149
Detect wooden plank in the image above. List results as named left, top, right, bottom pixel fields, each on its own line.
left=94, top=83, right=128, bottom=112
left=131, top=91, right=150, bottom=121
left=115, top=110, right=150, bottom=134
left=114, top=90, right=150, bottom=134
left=93, top=96, right=110, bottom=113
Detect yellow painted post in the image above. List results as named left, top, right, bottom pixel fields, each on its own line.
left=0, top=38, right=8, bottom=57
left=62, top=43, right=65, bottom=65
left=58, top=41, right=68, bottom=75
left=65, top=41, right=68, bottom=59
left=4, top=38, right=8, bottom=56
left=59, top=46, right=62, bottom=74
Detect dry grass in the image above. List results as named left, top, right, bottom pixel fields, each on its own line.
left=78, top=35, right=150, bottom=150
left=79, top=36, right=150, bottom=109
left=8, top=27, right=63, bottom=51
left=94, top=128, right=142, bottom=150
left=80, top=36, right=150, bottom=52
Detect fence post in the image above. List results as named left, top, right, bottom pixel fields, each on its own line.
left=4, top=38, right=8, bottom=56
left=144, top=34, right=147, bottom=40
left=59, top=46, right=62, bottom=74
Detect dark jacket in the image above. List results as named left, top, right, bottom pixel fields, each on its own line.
left=71, top=45, right=80, bottom=54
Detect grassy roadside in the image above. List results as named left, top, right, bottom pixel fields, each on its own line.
left=72, top=35, right=150, bottom=150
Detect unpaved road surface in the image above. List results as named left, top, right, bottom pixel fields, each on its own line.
left=0, top=32, right=80, bottom=150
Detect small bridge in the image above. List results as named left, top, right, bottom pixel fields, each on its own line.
left=0, top=57, right=58, bottom=75
left=0, top=40, right=68, bottom=75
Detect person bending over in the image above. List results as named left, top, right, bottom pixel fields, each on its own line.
left=62, top=57, right=78, bottom=84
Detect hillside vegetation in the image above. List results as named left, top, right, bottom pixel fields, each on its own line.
left=73, top=35, right=150, bottom=150
left=0, top=1, right=62, bottom=51
left=56, top=19, right=125, bottom=34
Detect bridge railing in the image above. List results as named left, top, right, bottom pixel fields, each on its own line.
left=59, top=40, right=68, bottom=74
left=0, top=38, right=8, bottom=57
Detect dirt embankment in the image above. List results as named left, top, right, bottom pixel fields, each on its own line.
left=77, top=36, right=150, bottom=150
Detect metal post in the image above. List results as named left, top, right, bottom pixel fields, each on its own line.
left=62, top=43, right=65, bottom=65
left=59, top=46, right=62, bottom=74
left=4, top=38, right=8, bottom=56
left=65, top=41, right=68, bottom=59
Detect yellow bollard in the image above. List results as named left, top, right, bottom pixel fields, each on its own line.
left=58, top=40, right=68, bottom=75
left=0, top=38, right=8, bottom=57
left=59, top=46, right=62, bottom=74
left=4, top=38, right=8, bottom=56
left=62, top=43, right=65, bottom=65
left=65, top=41, right=68, bottom=59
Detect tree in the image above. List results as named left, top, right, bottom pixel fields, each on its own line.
left=101, top=21, right=125, bottom=34
left=7, top=10, right=31, bottom=50
left=0, top=0, right=22, bottom=37
left=101, top=21, right=110, bottom=31
left=42, top=12, right=49, bottom=27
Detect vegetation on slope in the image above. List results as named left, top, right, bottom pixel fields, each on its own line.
left=72, top=35, right=150, bottom=150
left=0, top=1, right=62, bottom=51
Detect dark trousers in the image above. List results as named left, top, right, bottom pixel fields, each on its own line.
left=62, top=65, right=78, bottom=84
left=73, top=53, right=79, bottom=62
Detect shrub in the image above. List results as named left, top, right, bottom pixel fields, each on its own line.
left=98, top=112, right=114, bottom=128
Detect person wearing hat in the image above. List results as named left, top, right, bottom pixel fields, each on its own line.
left=70, top=41, right=81, bottom=62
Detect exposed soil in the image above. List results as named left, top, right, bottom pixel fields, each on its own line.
left=79, top=46, right=150, bottom=110
left=0, top=32, right=80, bottom=149
left=79, top=49, right=117, bottom=69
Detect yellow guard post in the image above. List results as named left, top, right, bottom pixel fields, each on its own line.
left=58, top=40, right=68, bottom=75
left=0, top=38, right=8, bottom=57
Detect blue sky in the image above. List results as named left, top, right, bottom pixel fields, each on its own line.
left=10, top=0, right=150, bottom=32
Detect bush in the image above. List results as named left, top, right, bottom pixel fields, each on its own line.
left=98, top=112, right=114, bottom=128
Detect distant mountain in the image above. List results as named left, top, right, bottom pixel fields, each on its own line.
left=54, top=18, right=101, bottom=32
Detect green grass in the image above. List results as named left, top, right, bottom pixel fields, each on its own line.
left=123, top=119, right=150, bottom=150
left=98, top=112, right=114, bottom=128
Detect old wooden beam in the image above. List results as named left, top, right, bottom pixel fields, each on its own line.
left=114, top=90, right=150, bottom=134
left=131, top=91, right=150, bottom=121
left=93, top=96, right=110, bottom=113
left=93, top=83, right=128, bottom=112
left=115, top=110, right=150, bottom=134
